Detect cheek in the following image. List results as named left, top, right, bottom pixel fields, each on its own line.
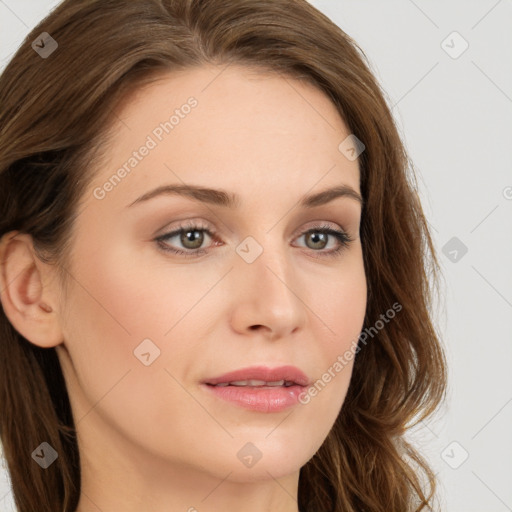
left=58, top=236, right=218, bottom=403
left=58, top=245, right=208, bottom=451
left=298, top=249, right=366, bottom=419
left=63, top=240, right=201, bottom=344
left=311, top=246, right=367, bottom=350
left=58, top=246, right=164, bottom=408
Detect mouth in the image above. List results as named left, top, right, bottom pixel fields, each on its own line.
left=203, top=364, right=310, bottom=387
left=207, top=379, right=299, bottom=388
left=201, top=365, right=310, bottom=413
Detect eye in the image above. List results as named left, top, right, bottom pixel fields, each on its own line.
left=155, top=221, right=216, bottom=258
left=154, top=221, right=353, bottom=259
left=294, top=223, right=353, bottom=259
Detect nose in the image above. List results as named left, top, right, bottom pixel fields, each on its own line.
left=229, top=239, right=308, bottom=341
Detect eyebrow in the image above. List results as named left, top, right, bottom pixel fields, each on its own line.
left=127, top=183, right=363, bottom=209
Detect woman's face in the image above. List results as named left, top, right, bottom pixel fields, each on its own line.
left=55, top=64, right=366, bottom=488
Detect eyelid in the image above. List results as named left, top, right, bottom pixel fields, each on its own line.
left=157, top=217, right=349, bottom=239
left=155, top=218, right=214, bottom=237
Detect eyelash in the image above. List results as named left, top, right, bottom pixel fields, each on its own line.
left=155, top=221, right=354, bottom=259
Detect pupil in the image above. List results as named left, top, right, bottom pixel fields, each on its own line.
left=309, top=232, right=327, bottom=249
left=182, top=230, right=203, bottom=249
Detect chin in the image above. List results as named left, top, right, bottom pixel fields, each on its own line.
left=218, top=458, right=304, bottom=483
left=200, top=437, right=316, bottom=483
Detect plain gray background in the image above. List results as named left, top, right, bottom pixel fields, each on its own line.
left=1, top=1, right=511, bottom=511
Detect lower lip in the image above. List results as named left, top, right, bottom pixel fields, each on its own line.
left=202, top=383, right=306, bottom=412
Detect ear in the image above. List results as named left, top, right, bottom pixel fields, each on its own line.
left=0, top=230, right=63, bottom=348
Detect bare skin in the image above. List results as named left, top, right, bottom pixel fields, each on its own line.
left=0, top=64, right=366, bottom=512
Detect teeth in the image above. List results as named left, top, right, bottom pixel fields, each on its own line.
left=267, top=380, right=285, bottom=386
left=230, top=380, right=267, bottom=386
left=214, top=379, right=289, bottom=387
left=228, top=380, right=249, bottom=386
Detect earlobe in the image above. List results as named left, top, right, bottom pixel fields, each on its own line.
left=0, top=230, right=63, bottom=348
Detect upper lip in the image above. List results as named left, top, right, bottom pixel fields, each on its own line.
left=203, top=365, right=310, bottom=386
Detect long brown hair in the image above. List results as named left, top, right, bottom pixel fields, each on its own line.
left=0, top=1, right=447, bottom=510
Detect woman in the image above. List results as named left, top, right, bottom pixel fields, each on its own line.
left=0, top=0, right=447, bottom=510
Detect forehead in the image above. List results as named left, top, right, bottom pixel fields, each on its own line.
left=86, top=64, right=360, bottom=211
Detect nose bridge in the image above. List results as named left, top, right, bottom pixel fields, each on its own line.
left=237, top=231, right=293, bottom=294
left=230, top=231, right=307, bottom=337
